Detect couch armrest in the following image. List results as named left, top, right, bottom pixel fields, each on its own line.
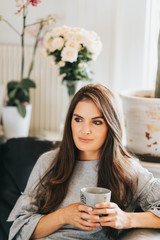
left=118, top=228, right=160, bottom=240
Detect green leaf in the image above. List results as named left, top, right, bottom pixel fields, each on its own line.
left=51, top=50, right=61, bottom=63
left=7, top=81, right=19, bottom=91
left=17, top=103, right=26, bottom=118
left=14, top=99, right=20, bottom=105
left=21, top=78, right=36, bottom=89
left=8, top=88, right=18, bottom=99
left=22, top=88, right=29, bottom=97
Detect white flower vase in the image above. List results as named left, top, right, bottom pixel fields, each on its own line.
left=64, top=80, right=83, bottom=100
left=2, top=104, right=32, bottom=139
left=59, top=80, right=83, bottom=135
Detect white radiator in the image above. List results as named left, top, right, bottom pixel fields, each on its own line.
left=0, top=43, right=69, bottom=138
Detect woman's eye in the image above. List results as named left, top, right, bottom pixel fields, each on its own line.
left=74, top=117, right=82, bottom=122
left=93, top=120, right=102, bottom=125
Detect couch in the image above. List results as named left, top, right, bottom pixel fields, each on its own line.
left=0, top=137, right=160, bottom=240
left=0, top=137, right=59, bottom=240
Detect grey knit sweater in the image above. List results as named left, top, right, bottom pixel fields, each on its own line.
left=8, top=149, right=160, bottom=240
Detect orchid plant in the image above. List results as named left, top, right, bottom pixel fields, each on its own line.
left=0, top=0, right=55, bottom=117
left=42, top=25, right=102, bottom=96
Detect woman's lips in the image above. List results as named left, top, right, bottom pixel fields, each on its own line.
left=78, top=137, right=94, bottom=143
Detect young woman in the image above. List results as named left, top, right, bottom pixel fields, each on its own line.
left=8, top=84, right=160, bottom=240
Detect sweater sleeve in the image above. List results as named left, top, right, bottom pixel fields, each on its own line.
left=7, top=149, right=58, bottom=240
left=135, top=162, right=160, bottom=218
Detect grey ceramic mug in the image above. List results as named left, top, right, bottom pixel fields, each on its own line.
left=80, top=187, right=111, bottom=208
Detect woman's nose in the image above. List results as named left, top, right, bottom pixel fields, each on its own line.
left=81, top=124, right=91, bottom=135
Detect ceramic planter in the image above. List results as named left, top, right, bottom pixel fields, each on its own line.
left=120, top=90, right=160, bottom=157
left=2, top=104, right=32, bottom=139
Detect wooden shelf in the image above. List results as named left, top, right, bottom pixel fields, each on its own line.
left=0, top=125, right=62, bottom=142
left=29, top=129, right=62, bottom=141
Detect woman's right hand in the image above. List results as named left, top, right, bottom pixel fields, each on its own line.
left=31, top=203, right=100, bottom=239
left=60, top=202, right=101, bottom=230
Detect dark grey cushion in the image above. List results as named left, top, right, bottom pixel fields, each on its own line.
left=0, top=137, right=60, bottom=240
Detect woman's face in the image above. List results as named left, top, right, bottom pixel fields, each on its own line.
left=71, top=99, right=108, bottom=160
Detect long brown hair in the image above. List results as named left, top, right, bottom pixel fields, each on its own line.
left=36, top=84, right=138, bottom=238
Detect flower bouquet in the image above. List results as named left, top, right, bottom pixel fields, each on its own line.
left=0, top=0, right=55, bottom=117
left=42, top=25, right=102, bottom=96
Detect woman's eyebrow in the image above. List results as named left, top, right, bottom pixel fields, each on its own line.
left=73, top=113, right=104, bottom=119
left=92, top=116, right=104, bottom=119
left=73, top=114, right=83, bottom=118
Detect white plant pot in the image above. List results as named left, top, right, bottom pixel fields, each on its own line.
left=2, top=104, right=32, bottom=139
left=120, top=90, right=160, bottom=157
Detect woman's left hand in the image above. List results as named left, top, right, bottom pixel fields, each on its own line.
left=92, top=202, right=131, bottom=229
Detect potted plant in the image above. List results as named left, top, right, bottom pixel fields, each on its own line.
left=41, top=25, right=102, bottom=98
left=120, top=31, right=160, bottom=161
left=0, top=0, right=55, bottom=139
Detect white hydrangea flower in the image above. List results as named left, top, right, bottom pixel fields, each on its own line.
left=61, top=46, right=78, bottom=63
left=82, top=31, right=102, bottom=57
left=49, top=58, right=55, bottom=67
left=65, top=39, right=80, bottom=50
left=51, top=25, right=70, bottom=38
left=51, top=27, right=62, bottom=38
left=73, top=31, right=85, bottom=44
left=59, top=25, right=71, bottom=37
left=64, top=30, right=75, bottom=41
left=91, top=41, right=103, bottom=60
left=44, top=31, right=52, bottom=41
left=44, top=38, right=53, bottom=51
left=89, top=40, right=102, bottom=55
left=96, top=40, right=103, bottom=54
left=43, top=32, right=53, bottom=49
left=51, top=37, right=64, bottom=51
left=71, top=27, right=82, bottom=33
left=89, top=31, right=98, bottom=39
left=58, top=61, right=65, bottom=67
left=41, top=48, right=47, bottom=58
left=79, top=62, right=87, bottom=68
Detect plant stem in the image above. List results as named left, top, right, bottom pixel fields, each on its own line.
left=27, top=22, right=43, bottom=78
left=21, top=6, right=26, bottom=81
left=26, top=19, right=51, bottom=28
left=3, top=19, right=21, bottom=36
